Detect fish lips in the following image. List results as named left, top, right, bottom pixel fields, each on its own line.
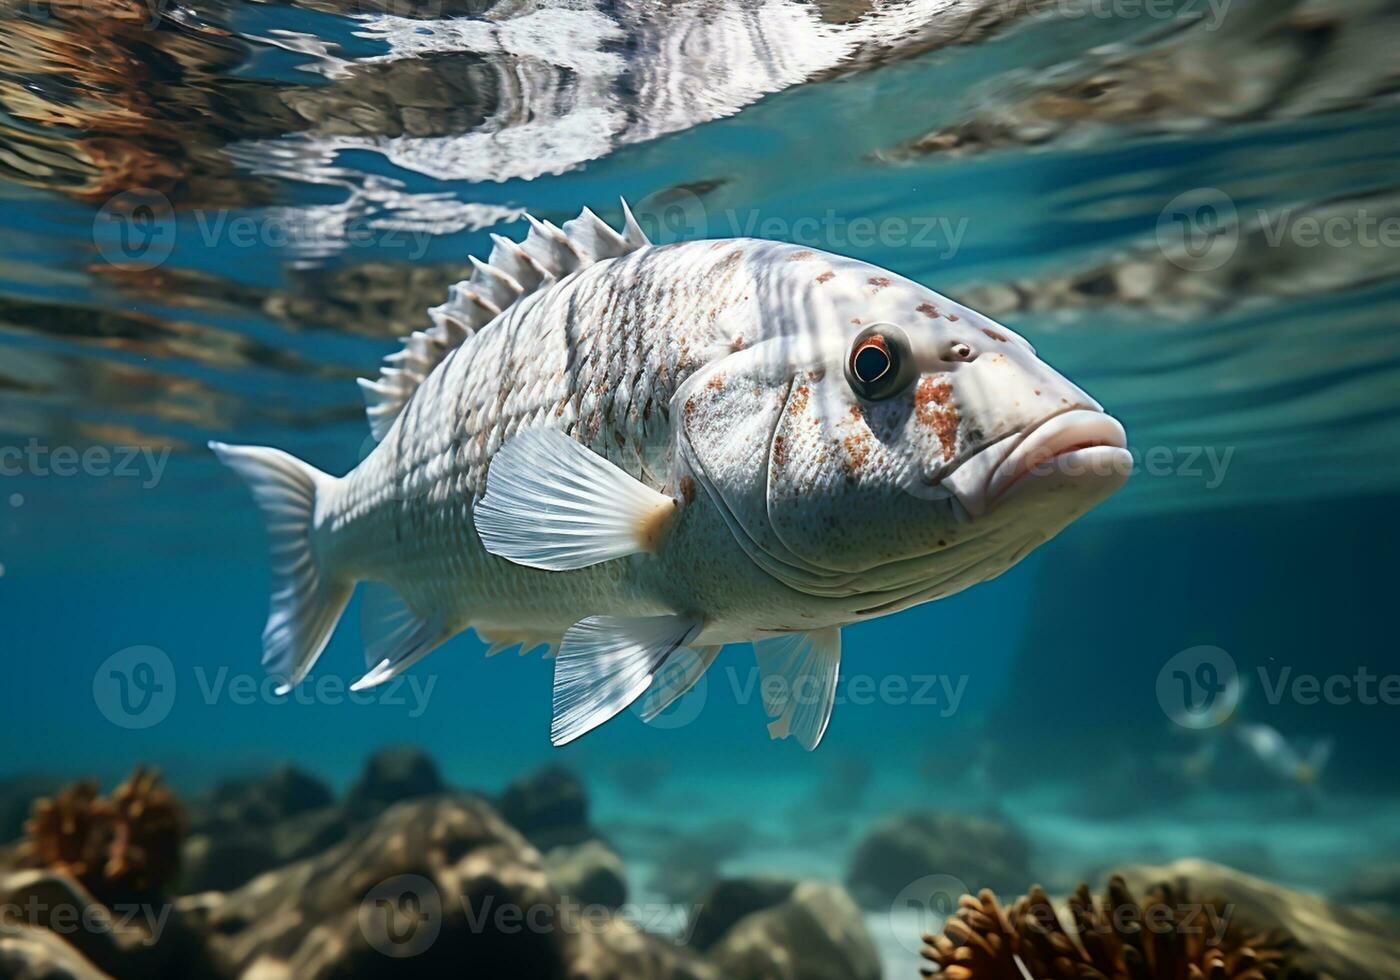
left=934, top=408, right=1132, bottom=519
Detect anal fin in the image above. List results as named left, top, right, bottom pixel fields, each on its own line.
left=551, top=614, right=702, bottom=745
left=753, top=629, right=841, bottom=750
left=351, top=582, right=447, bottom=691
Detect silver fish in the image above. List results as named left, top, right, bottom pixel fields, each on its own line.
left=211, top=202, right=1131, bottom=749
left=1235, top=723, right=1333, bottom=787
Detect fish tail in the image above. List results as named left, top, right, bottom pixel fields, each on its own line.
left=209, top=442, right=352, bottom=693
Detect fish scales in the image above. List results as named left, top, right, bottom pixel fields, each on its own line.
left=323, top=241, right=750, bottom=638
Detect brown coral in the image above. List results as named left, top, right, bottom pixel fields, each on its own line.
left=921, top=876, right=1313, bottom=980
left=17, top=766, right=183, bottom=905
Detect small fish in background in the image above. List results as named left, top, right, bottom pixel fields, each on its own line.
left=211, top=202, right=1131, bottom=750
left=1234, top=723, right=1335, bottom=798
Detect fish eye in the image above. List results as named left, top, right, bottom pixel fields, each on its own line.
left=846, top=325, right=915, bottom=401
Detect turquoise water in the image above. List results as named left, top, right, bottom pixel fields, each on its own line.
left=2, top=0, right=1399, bottom=974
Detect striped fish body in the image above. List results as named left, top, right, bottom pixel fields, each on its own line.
left=323, top=238, right=782, bottom=646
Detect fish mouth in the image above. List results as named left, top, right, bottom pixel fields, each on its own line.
left=943, top=408, right=1131, bottom=518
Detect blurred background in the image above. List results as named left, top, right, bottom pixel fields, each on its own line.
left=1, top=0, right=1398, bottom=977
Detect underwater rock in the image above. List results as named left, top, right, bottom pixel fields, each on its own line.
left=200, top=793, right=711, bottom=979
left=345, top=744, right=444, bottom=814
left=181, top=765, right=350, bottom=894
left=544, top=839, right=627, bottom=911
left=499, top=766, right=596, bottom=851
left=182, top=805, right=351, bottom=894
left=0, top=919, right=108, bottom=980
left=1338, top=864, right=1400, bottom=917
left=201, top=794, right=564, bottom=977
left=180, top=832, right=279, bottom=894
left=687, top=877, right=797, bottom=951
left=1116, top=860, right=1400, bottom=980
left=0, top=868, right=220, bottom=980
left=846, top=811, right=1032, bottom=908
left=15, top=768, right=184, bottom=907
left=708, top=881, right=881, bottom=980
left=195, top=765, right=333, bottom=831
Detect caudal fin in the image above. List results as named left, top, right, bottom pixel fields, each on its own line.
left=209, top=442, right=351, bottom=693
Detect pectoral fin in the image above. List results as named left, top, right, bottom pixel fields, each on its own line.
left=551, top=614, right=702, bottom=745
left=753, top=629, right=841, bottom=750
left=475, top=428, right=676, bottom=571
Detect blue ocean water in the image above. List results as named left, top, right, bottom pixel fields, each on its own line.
left=2, top=0, right=1398, bottom=974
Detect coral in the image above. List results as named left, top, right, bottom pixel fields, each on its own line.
left=921, top=876, right=1314, bottom=980
left=17, top=767, right=183, bottom=905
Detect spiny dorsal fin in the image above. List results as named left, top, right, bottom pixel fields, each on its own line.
left=359, top=201, right=651, bottom=442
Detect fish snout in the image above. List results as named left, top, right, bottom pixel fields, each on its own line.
left=940, top=408, right=1132, bottom=519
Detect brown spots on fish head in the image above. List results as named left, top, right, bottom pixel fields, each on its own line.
left=917, top=302, right=940, bottom=319
left=679, top=474, right=696, bottom=505
left=915, top=377, right=959, bottom=460
left=947, top=313, right=960, bottom=322
left=706, top=372, right=725, bottom=391
left=849, top=404, right=863, bottom=422
left=815, top=271, right=835, bottom=285
left=684, top=397, right=697, bottom=421
left=842, top=430, right=871, bottom=478
left=787, top=384, right=810, bottom=418
left=789, top=250, right=815, bottom=261
left=867, top=276, right=891, bottom=291
left=731, top=334, right=745, bottom=351
left=982, top=327, right=1009, bottom=343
